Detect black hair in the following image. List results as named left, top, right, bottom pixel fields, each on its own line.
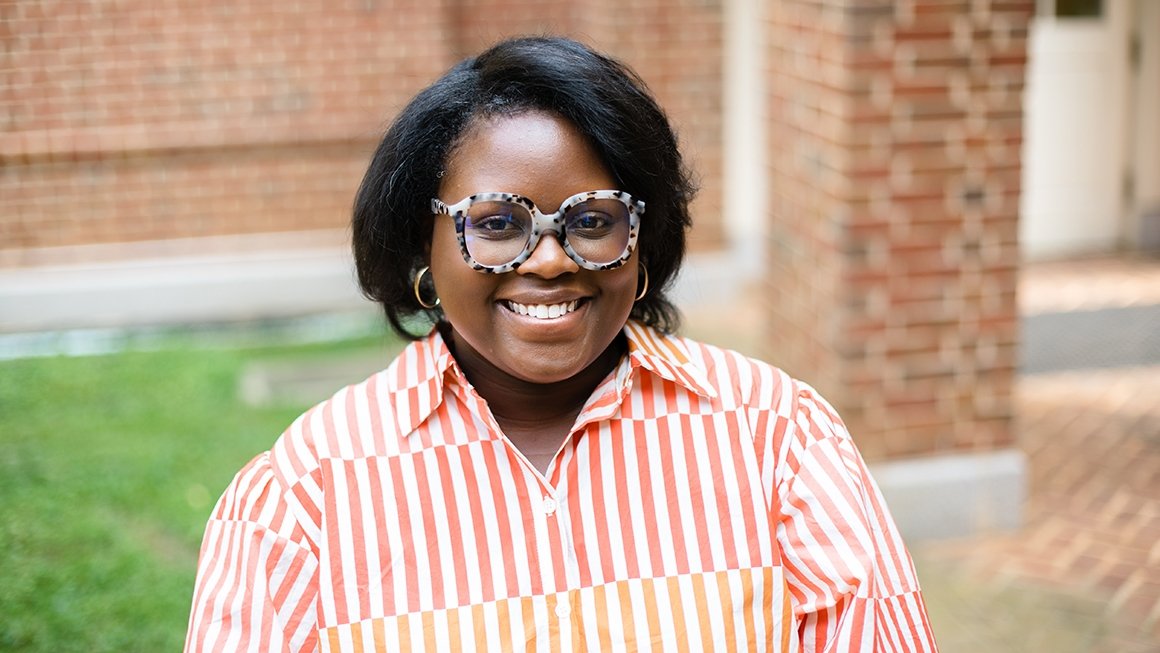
left=352, top=36, right=697, bottom=340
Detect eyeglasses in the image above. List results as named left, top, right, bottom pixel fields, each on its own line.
left=431, top=190, right=644, bottom=273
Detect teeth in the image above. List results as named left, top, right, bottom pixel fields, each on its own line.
left=507, top=300, right=579, bottom=319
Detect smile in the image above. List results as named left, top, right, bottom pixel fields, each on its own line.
left=504, top=299, right=581, bottom=319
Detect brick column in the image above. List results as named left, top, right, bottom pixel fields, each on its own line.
left=764, top=0, right=1030, bottom=536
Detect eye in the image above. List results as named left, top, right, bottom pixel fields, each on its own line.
left=477, top=215, right=518, bottom=231
left=567, top=210, right=616, bottom=235
left=466, top=208, right=528, bottom=241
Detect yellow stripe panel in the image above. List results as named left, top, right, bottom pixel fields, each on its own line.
left=521, top=595, right=536, bottom=653
left=615, top=577, right=638, bottom=648
left=445, top=602, right=462, bottom=649
left=716, top=570, right=739, bottom=649
left=496, top=596, right=511, bottom=649
left=320, top=568, right=789, bottom=651
left=665, top=575, right=691, bottom=653
left=419, top=610, right=435, bottom=650
left=349, top=620, right=364, bottom=651
left=780, top=571, right=794, bottom=653
left=371, top=616, right=387, bottom=650
left=740, top=567, right=758, bottom=649
left=641, top=577, right=663, bottom=650
left=692, top=572, right=717, bottom=650
left=396, top=612, right=411, bottom=652
left=470, top=602, right=488, bottom=648
left=592, top=583, right=612, bottom=650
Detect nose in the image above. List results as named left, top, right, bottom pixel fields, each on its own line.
left=517, top=231, right=580, bottom=278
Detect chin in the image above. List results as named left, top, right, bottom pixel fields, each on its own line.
left=503, top=357, right=589, bottom=385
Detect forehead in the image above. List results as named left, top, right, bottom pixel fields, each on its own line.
left=438, top=111, right=616, bottom=208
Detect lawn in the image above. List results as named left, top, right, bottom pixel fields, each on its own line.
left=0, top=334, right=398, bottom=652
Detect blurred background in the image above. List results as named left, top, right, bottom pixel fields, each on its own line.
left=1, top=0, right=1158, bottom=650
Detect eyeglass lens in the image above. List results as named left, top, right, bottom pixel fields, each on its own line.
left=462, top=199, right=631, bottom=267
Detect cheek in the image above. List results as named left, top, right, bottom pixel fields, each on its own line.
left=607, top=258, right=642, bottom=308
left=429, top=218, right=454, bottom=260
left=429, top=220, right=466, bottom=274
left=613, top=265, right=638, bottom=295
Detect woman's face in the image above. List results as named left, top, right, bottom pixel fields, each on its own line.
left=430, top=111, right=639, bottom=385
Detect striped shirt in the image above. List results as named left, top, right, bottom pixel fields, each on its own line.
left=186, top=321, right=937, bottom=652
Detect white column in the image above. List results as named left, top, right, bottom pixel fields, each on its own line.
left=722, top=0, right=765, bottom=273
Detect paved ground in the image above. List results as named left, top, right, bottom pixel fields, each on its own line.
left=916, top=363, right=1160, bottom=652
left=912, top=255, right=1160, bottom=652
left=1022, top=305, right=1160, bottom=373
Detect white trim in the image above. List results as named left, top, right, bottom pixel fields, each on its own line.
left=722, top=0, right=767, bottom=273
left=0, top=231, right=371, bottom=333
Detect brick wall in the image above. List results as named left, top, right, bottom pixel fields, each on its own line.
left=0, top=0, right=724, bottom=259
left=1, top=0, right=452, bottom=258
left=765, top=0, right=1029, bottom=460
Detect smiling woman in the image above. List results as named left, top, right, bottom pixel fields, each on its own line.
left=185, top=37, right=938, bottom=652
left=427, top=112, right=641, bottom=466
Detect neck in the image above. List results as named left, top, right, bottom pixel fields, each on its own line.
left=442, top=324, right=626, bottom=438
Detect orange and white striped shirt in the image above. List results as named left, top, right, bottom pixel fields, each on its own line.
left=186, top=321, right=937, bottom=652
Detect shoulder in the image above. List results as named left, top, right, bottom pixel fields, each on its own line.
left=264, top=336, right=437, bottom=490
left=645, top=327, right=848, bottom=443
left=210, top=450, right=280, bottom=523
left=207, top=449, right=317, bottom=546
left=650, top=327, right=799, bottom=414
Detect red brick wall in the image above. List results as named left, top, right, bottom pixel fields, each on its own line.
left=765, top=0, right=1029, bottom=460
left=1, top=0, right=724, bottom=257
left=449, top=1, right=580, bottom=59
left=1, top=0, right=451, bottom=253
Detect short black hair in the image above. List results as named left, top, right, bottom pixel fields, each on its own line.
left=352, top=36, right=697, bottom=340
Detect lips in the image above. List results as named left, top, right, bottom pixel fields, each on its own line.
left=504, top=299, right=582, bottom=319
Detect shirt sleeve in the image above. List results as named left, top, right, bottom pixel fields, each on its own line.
left=185, top=452, right=320, bottom=653
left=775, top=387, right=938, bottom=653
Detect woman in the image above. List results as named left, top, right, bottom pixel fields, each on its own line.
left=187, top=37, right=937, bottom=652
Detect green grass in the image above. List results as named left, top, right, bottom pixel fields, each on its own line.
left=0, top=335, right=397, bottom=652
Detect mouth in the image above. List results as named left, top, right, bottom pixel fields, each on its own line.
left=503, top=299, right=583, bottom=320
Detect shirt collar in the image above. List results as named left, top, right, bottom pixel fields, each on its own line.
left=389, top=320, right=718, bottom=438
left=621, top=320, right=718, bottom=400
left=386, top=326, right=460, bottom=438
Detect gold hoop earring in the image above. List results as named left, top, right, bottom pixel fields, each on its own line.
left=413, top=265, right=440, bottom=309
left=635, top=266, right=649, bottom=302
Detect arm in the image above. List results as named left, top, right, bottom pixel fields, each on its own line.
left=775, top=388, right=938, bottom=653
left=185, top=453, right=320, bottom=653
